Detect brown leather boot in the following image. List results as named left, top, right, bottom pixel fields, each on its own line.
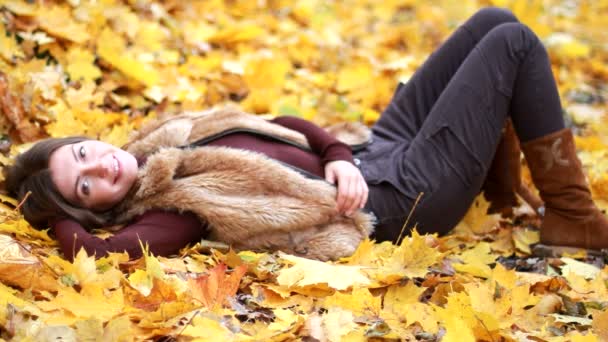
left=521, top=128, right=608, bottom=250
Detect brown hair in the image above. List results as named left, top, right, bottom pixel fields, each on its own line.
left=4, top=137, right=112, bottom=230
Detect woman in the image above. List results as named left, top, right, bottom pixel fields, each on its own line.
left=6, top=7, right=607, bottom=261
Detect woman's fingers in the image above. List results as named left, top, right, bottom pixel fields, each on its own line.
left=337, top=172, right=349, bottom=212
left=337, top=173, right=353, bottom=215
left=352, top=176, right=367, bottom=213
left=338, top=174, right=349, bottom=213
left=344, top=175, right=357, bottom=215
left=345, top=174, right=367, bottom=216
left=324, top=160, right=369, bottom=215
left=361, top=179, right=369, bottom=209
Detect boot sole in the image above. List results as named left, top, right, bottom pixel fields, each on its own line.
left=531, top=243, right=608, bottom=258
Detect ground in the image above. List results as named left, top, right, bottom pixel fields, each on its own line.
left=0, top=0, right=607, bottom=341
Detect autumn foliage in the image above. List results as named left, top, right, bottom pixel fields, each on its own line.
left=0, top=0, right=607, bottom=340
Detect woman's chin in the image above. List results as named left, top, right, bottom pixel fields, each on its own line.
left=118, top=151, right=139, bottom=184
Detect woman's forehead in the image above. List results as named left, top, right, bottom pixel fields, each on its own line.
left=48, top=144, right=78, bottom=203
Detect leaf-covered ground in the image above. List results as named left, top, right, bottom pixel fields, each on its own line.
left=0, top=0, right=607, bottom=341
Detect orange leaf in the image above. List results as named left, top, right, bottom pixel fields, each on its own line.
left=127, top=278, right=178, bottom=312
left=188, top=263, right=247, bottom=310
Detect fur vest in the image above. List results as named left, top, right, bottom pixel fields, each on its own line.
left=111, top=107, right=375, bottom=261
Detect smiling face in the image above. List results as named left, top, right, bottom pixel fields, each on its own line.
left=49, top=140, right=138, bottom=211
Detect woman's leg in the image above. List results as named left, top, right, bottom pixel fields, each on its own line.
left=494, top=21, right=608, bottom=249
left=371, top=22, right=569, bottom=241
left=373, top=7, right=518, bottom=143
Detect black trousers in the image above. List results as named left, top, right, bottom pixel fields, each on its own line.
left=356, top=7, right=565, bottom=242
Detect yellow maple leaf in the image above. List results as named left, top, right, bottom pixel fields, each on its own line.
left=454, top=195, right=501, bottom=235
left=0, top=282, right=41, bottom=326
left=36, top=285, right=124, bottom=322
left=322, top=307, right=357, bottom=342
left=2, top=0, right=38, bottom=16
left=179, top=55, right=223, bottom=78
left=0, top=218, right=54, bottom=245
left=344, top=239, right=395, bottom=267
left=244, top=55, right=291, bottom=89
left=100, top=315, right=134, bottom=341
left=0, top=24, right=24, bottom=62
left=126, top=244, right=165, bottom=296
left=28, top=65, right=64, bottom=101
left=592, top=309, right=608, bottom=341
left=180, top=315, right=235, bottom=339
left=322, top=287, right=380, bottom=317
left=381, top=281, right=439, bottom=333
left=433, top=291, right=476, bottom=342
left=66, top=47, right=102, bottom=82
left=568, top=332, right=600, bottom=342
left=268, top=307, right=305, bottom=335
left=45, top=105, right=89, bottom=138
left=561, top=257, right=601, bottom=279
left=135, top=21, right=167, bottom=51
left=384, top=281, right=425, bottom=308
left=74, top=318, right=104, bottom=341
left=380, top=229, right=443, bottom=281
left=464, top=282, right=507, bottom=331
left=64, top=82, right=104, bottom=110
left=208, top=24, right=266, bottom=45
left=96, top=28, right=160, bottom=87
left=35, top=5, right=90, bottom=44
left=490, top=263, right=516, bottom=289
left=512, top=227, right=540, bottom=255
left=546, top=33, right=592, bottom=59
left=452, top=242, right=497, bottom=278
left=276, top=252, right=371, bottom=291
left=336, top=60, right=374, bottom=93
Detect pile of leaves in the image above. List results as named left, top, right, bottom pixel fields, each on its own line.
left=0, top=0, right=607, bottom=340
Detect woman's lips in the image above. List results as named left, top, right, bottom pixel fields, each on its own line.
left=113, top=155, right=121, bottom=184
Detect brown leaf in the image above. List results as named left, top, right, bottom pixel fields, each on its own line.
left=529, top=276, right=571, bottom=295
left=0, top=72, right=45, bottom=142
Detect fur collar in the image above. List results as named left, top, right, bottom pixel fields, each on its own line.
left=123, top=106, right=371, bottom=159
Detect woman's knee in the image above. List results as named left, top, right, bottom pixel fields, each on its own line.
left=464, top=7, right=519, bottom=40
left=487, top=22, right=542, bottom=56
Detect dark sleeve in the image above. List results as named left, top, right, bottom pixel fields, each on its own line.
left=271, top=116, right=353, bottom=164
left=52, top=210, right=207, bottom=261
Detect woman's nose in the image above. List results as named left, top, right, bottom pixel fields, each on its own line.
left=81, top=159, right=111, bottom=178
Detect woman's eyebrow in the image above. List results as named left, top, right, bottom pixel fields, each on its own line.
left=71, top=144, right=81, bottom=201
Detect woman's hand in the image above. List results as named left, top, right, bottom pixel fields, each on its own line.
left=324, top=160, right=368, bottom=216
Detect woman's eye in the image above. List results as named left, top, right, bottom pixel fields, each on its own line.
left=81, top=179, right=90, bottom=196
left=79, top=145, right=86, bottom=159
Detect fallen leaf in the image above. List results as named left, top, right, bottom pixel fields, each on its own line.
left=277, top=252, right=371, bottom=290
left=188, top=263, right=247, bottom=310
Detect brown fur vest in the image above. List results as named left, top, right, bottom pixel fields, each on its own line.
left=112, top=107, right=375, bottom=261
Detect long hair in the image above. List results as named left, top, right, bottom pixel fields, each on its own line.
left=4, top=137, right=112, bottom=230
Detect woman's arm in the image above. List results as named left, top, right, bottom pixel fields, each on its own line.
left=271, top=116, right=367, bottom=215
left=52, top=210, right=206, bottom=261
left=270, top=116, right=353, bottom=164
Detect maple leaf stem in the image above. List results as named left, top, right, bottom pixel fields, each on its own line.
left=175, top=309, right=200, bottom=339
left=475, top=314, right=497, bottom=342
left=396, top=192, right=424, bottom=245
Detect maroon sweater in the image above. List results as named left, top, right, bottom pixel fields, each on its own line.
left=53, top=116, right=353, bottom=260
